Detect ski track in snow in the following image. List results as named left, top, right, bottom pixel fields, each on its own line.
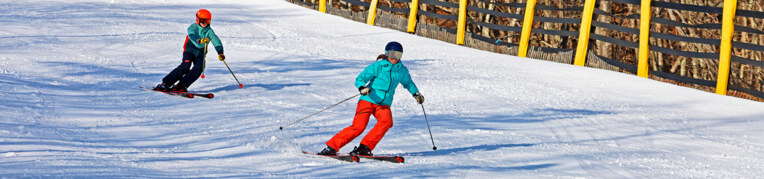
left=1, top=0, right=763, bottom=177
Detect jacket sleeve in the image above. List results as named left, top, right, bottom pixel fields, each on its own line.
left=187, top=25, right=204, bottom=48
left=400, top=67, right=419, bottom=95
left=355, top=62, right=379, bottom=88
left=208, top=28, right=224, bottom=54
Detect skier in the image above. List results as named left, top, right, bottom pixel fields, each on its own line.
left=317, top=41, right=425, bottom=156
left=154, top=9, right=225, bottom=92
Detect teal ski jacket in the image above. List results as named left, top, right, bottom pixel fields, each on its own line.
left=356, top=59, right=419, bottom=106
left=184, top=23, right=223, bottom=57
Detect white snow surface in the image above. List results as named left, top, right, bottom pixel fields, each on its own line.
left=1, top=0, right=763, bottom=177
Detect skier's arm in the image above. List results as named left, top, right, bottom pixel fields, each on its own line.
left=355, top=63, right=379, bottom=88
left=187, top=25, right=204, bottom=48
left=208, top=29, right=224, bottom=55
left=400, top=68, right=419, bottom=95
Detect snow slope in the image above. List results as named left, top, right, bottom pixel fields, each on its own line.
left=1, top=0, right=763, bottom=177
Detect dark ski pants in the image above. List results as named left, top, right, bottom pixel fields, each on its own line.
left=326, top=100, right=393, bottom=151
left=162, top=51, right=204, bottom=88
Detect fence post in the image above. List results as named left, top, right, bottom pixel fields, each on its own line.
left=637, top=0, right=651, bottom=77
left=715, top=0, right=737, bottom=95
left=319, top=0, right=327, bottom=13
left=518, top=0, right=537, bottom=57
left=573, top=0, right=597, bottom=66
left=407, top=0, right=420, bottom=33
left=456, top=0, right=468, bottom=45
left=367, top=0, right=380, bottom=25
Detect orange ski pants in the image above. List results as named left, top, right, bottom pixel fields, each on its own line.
left=326, top=100, right=393, bottom=151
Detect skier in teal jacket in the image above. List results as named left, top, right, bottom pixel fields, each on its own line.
left=318, top=42, right=425, bottom=156
left=154, top=9, right=225, bottom=92
left=355, top=52, right=420, bottom=106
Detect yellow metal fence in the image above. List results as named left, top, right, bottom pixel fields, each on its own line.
left=290, top=0, right=764, bottom=101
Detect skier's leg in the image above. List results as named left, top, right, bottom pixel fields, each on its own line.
left=360, top=105, right=393, bottom=151
left=162, top=52, right=194, bottom=85
left=179, top=53, right=205, bottom=88
left=326, top=100, right=375, bottom=151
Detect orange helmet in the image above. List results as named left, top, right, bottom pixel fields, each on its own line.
left=196, top=9, right=211, bottom=25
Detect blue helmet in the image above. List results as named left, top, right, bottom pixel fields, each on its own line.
left=385, top=41, right=403, bottom=52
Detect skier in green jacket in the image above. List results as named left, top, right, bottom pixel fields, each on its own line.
left=154, top=9, right=225, bottom=92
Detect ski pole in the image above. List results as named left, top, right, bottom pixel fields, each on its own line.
left=201, top=42, right=207, bottom=79
left=280, top=94, right=360, bottom=130
left=421, top=104, right=437, bottom=151
left=222, top=60, right=243, bottom=88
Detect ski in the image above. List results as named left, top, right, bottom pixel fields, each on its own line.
left=173, top=91, right=214, bottom=99
left=302, top=151, right=359, bottom=163
left=140, top=86, right=194, bottom=98
left=357, top=155, right=404, bottom=163
left=140, top=86, right=214, bottom=99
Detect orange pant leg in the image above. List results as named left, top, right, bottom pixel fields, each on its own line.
left=325, top=100, right=375, bottom=151
left=360, top=104, right=393, bottom=151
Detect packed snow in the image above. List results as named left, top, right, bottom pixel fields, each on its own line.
left=1, top=0, right=763, bottom=177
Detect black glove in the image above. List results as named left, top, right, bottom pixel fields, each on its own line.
left=413, top=92, right=424, bottom=104
left=359, top=86, right=371, bottom=96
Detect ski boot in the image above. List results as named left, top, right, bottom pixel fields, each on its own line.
left=171, top=83, right=188, bottom=93
left=153, top=83, right=171, bottom=92
left=349, top=144, right=373, bottom=156
left=317, top=145, right=337, bottom=156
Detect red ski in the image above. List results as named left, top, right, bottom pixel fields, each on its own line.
left=302, top=151, right=359, bottom=163
left=140, top=86, right=193, bottom=98
left=139, top=86, right=213, bottom=99
left=172, top=91, right=214, bottom=99
left=357, top=155, right=404, bottom=163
